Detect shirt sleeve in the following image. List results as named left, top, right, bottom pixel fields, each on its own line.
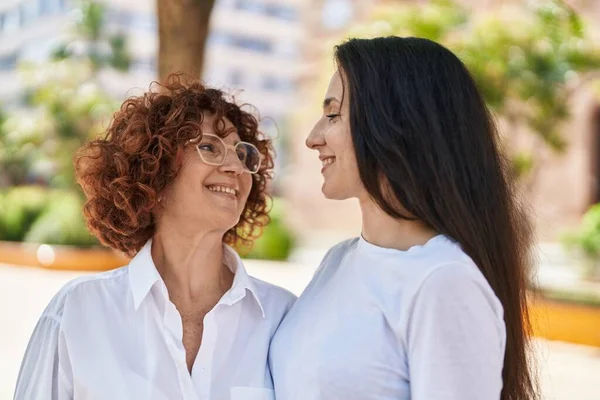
left=14, top=314, right=73, bottom=400
left=405, top=263, right=506, bottom=400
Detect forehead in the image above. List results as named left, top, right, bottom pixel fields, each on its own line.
left=325, top=71, right=344, bottom=99
left=200, top=112, right=239, bottom=139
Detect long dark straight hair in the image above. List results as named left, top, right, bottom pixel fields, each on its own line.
left=335, top=37, right=538, bottom=400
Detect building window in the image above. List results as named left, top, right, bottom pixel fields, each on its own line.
left=21, top=0, right=41, bottom=25
left=208, top=32, right=234, bottom=46
left=0, top=52, right=18, bottom=71
left=233, top=36, right=271, bottom=53
left=262, top=76, right=293, bottom=92
left=262, top=76, right=277, bottom=91
left=106, top=9, right=131, bottom=27
left=1, top=8, right=21, bottom=34
left=230, top=69, right=243, bottom=86
left=209, top=32, right=272, bottom=54
left=20, top=37, right=63, bottom=63
left=264, top=4, right=297, bottom=21
left=131, top=13, right=156, bottom=32
left=39, top=0, right=62, bottom=15
left=234, top=0, right=264, bottom=13
left=132, top=56, right=156, bottom=72
left=233, top=0, right=298, bottom=21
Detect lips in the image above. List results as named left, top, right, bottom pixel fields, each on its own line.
left=321, top=157, right=336, bottom=167
left=321, top=156, right=336, bottom=173
left=205, top=184, right=238, bottom=198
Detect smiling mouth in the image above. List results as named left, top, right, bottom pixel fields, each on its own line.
left=321, top=157, right=336, bottom=172
left=206, top=185, right=238, bottom=198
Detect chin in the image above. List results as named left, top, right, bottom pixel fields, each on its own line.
left=211, top=212, right=242, bottom=232
left=321, top=183, right=350, bottom=200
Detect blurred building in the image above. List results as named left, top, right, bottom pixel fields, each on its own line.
left=0, top=0, right=303, bottom=123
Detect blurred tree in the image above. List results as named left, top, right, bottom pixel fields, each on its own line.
left=344, top=0, right=600, bottom=184
left=18, top=61, right=118, bottom=188
left=0, top=0, right=127, bottom=188
left=157, top=0, right=216, bottom=80
left=52, top=0, right=131, bottom=74
left=0, top=107, right=47, bottom=186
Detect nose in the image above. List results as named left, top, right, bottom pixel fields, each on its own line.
left=218, top=148, right=244, bottom=176
left=306, top=120, right=325, bottom=150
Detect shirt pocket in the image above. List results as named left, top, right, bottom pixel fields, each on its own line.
left=230, top=386, right=275, bottom=400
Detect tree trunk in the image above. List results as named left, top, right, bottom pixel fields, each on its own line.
left=157, top=0, right=215, bottom=81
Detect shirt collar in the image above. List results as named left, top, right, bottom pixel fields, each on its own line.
left=128, top=239, right=266, bottom=318
left=128, top=239, right=163, bottom=310
left=222, top=244, right=266, bottom=319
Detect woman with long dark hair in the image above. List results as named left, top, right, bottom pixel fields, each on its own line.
left=270, top=37, right=538, bottom=400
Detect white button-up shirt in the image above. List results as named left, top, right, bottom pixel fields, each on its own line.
left=15, top=240, right=296, bottom=400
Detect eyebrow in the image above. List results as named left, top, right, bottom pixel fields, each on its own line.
left=201, top=131, right=242, bottom=145
left=322, top=97, right=339, bottom=109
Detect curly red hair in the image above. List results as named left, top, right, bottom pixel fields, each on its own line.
left=75, top=74, right=274, bottom=257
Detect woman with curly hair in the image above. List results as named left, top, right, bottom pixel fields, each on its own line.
left=15, top=75, right=295, bottom=400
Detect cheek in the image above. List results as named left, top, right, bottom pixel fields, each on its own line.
left=326, top=125, right=356, bottom=168
left=240, top=175, right=253, bottom=202
left=325, top=121, right=352, bottom=150
left=174, top=161, right=213, bottom=198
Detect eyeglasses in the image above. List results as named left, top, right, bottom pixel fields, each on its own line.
left=188, top=133, right=262, bottom=174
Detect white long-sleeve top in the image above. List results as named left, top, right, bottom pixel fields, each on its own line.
left=15, top=239, right=296, bottom=400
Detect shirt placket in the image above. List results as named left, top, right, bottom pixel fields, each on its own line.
left=163, top=299, right=200, bottom=400
left=191, top=308, right=219, bottom=399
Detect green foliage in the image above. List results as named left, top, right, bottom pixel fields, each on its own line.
left=0, top=186, right=50, bottom=241
left=540, top=286, right=600, bottom=307
left=237, top=198, right=296, bottom=261
left=564, top=204, right=600, bottom=260
left=563, top=204, right=600, bottom=279
left=24, top=191, right=97, bottom=247
left=512, top=152, right=535, bottom=179
left=352, top=0, right=467, bottom=42
left=0, top=108, right=45, bottom=185
left=108, top=34, right=132, bottom=72
left=0, top=186, right=97, bottom=247
left=78, top=1, right=105, bottom=42
left=71, top=0, right=131, bottom=72
left=345, top=0, right=600, bottom=178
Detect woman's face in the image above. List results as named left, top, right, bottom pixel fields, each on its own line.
left=306, top=71, right=366, bottom=201
left=159, top=114, right=253, bottom=233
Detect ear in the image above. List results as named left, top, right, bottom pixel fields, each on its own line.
left=175, top=144, right=187, bottom=166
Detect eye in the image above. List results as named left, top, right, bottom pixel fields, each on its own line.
left=236, top=147, right=248, bottom=161
left=198, top=143, right=216, bottom=153
left=326, top=113, right=340, bottom=122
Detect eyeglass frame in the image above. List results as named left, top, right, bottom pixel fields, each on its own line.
left=186, top=132, right=262, bottom=174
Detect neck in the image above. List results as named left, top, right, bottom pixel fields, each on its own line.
left=151, top=222, right=232, bottom=301
left=359, top=196, right=439, bottom=251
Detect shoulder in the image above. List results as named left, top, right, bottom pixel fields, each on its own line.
left=327, top=237, right=359, bottom=258
left=389, top=236, right=487, bottom=292
left=417, top=260, right=491, bottom=295
left=313, top=237, right=359, bottom=275
left=250, top=276, right=297, bottom=317
left=408, top=260, right=504, bottom=321
left=42, top=267, right=129, bottom=323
